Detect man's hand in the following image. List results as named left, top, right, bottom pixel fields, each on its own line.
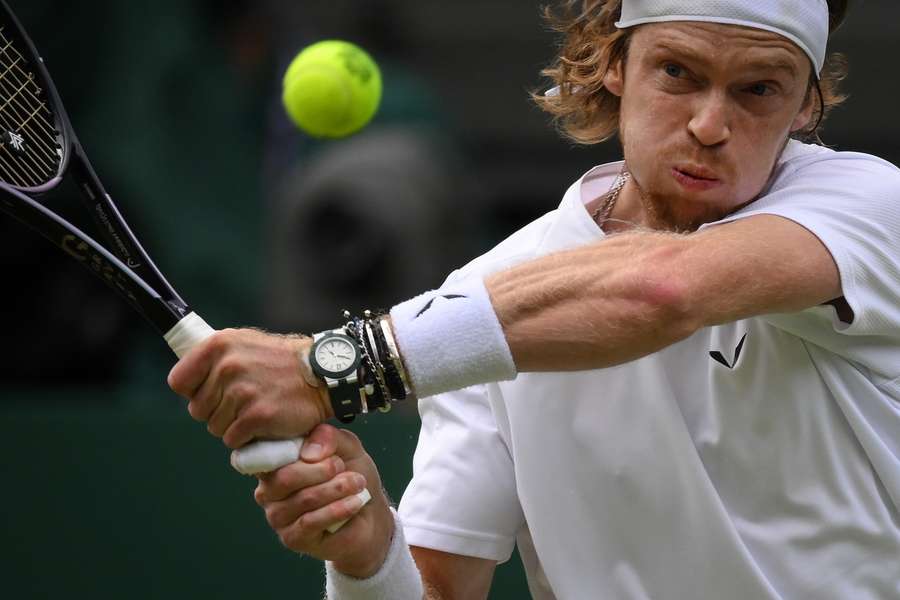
left=255, top=424, right=395, bottom=578
left=167, top=328, right=332, bottom=448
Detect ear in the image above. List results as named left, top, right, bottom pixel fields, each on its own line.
left=603, top=58, right=625, bottom=97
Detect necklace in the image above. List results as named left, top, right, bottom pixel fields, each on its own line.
left=592, top=168, right=631, bottom=224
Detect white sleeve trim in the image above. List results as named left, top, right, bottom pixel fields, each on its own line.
left=403, top=520, right=516, bottom=563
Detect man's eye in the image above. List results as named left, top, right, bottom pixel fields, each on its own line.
left=747, top=83, right=773, bottom=96
left=664, top=64, right=683, bottom=78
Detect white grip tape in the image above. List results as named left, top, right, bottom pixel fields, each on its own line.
left=164, top=312, right=217, bottom=360
left=230, top=438, right=306, bottom=475
left=164, top=313, right=370, bottom=532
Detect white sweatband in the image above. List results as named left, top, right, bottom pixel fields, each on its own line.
left=324, top=508, right=423, bottom=600
left=616, top=0, right=830, bottom=76
left=389, top=277, right=517, bottom=398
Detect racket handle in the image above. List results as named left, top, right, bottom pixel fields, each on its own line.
left=164, top=312, right=370, bottom=532
left=164, top=311, right=216, bottom=360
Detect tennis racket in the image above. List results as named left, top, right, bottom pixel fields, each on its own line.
left=0, top=0, right=368, bottom=528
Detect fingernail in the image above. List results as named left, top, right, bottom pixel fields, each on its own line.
left=345, top=493, right=365, bottom=513
left=353, top=474, right=367, bottom=490
left=333, top=457, right=345, bottom=473
left=301, top=443, right=323, bottom=461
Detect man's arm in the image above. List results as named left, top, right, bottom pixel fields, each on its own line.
left=412, top=547, right=496, bottom=600
left=487, top=214, right=841, bottom=372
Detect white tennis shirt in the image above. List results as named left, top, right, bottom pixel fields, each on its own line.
left=398, top=140, right=900, bottom=599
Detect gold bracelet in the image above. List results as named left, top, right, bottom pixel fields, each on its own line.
left=379, top=316, right=416, bottom=402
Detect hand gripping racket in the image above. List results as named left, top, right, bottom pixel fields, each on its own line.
left=0, top=1, right=368, bottom=531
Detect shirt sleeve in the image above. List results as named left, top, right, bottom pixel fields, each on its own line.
left=398, top=383, right=524, bottom=562
left=703, top=150, right=900, bottom=377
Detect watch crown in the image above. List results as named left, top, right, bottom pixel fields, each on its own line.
left=342, top=309, right=351, bottom=320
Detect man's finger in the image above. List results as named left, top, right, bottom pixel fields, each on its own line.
left=167, top=330, right=230, bottom=398
left=188, top=366, right=222, bottom=424
left=265, top=470, right=365, bottom=529
left=279, top=490, right=370, bottom=550
left=256, top=455, right=346, bottom=503
left=331, top=429, right=367, bottom=463
left=300, top=423, right=339, bottom=462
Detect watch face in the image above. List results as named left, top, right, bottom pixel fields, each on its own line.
left=314, top=337, right=357, bottom=374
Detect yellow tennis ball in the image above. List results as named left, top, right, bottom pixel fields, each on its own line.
left=282, top=40, right=382, bottom=139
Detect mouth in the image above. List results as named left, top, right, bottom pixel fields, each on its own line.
left=671, top=165, right=722, bottom=191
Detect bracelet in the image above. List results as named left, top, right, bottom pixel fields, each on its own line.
left=319, top=309, right=414, bottom=423
left=345, top=310, right=410, bottom=407
left=378, top=317, right=414, bottom=401
left=368, top=316, right=406, bottom=403
left=353, top=314, right=390, bottom=412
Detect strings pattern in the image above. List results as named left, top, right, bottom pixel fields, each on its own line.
left=0, top=24, right=61, bottom=188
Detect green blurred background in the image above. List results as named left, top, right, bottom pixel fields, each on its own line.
left=1, top=1, right=897, bottom=598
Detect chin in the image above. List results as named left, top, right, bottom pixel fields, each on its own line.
left=646, top=186, right=738, bottom=232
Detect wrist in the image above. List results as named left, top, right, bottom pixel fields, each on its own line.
left=388, top=277, right=517, bottom=398
left=291, top=336, right=335, bottom=421
left=331, top=500, right=395, bottom=578
left=325, top=508, right=423, bottom=600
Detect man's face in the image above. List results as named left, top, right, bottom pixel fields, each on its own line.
left=605, top=22, right=815, bottom=231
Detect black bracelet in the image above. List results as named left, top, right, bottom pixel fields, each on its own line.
left=334, top=309, right=411, bottom=418
left=360, top=316, right=392, bottom=409
left=345, top=312, right=389, bottom=411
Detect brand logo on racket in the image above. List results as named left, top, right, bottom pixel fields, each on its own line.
left=2, top=130, right=26, bottom=155
left=94, top=201, right=142, bottom=269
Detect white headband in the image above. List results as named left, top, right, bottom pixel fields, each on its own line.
left=615, top=0, right=830, bottom=76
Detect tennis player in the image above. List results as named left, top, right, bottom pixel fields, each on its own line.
left=168, top=0, right=900, bottom=598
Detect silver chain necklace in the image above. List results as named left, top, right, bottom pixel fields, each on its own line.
left=592, top=168, right=631, bottom=224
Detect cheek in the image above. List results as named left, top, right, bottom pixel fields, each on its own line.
left=620, top=95, right=683, bottom=174
left=730, top=119, right=792, bottom=187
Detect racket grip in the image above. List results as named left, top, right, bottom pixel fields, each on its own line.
left=164, top=312, right=370, bottom=532
left=164, top=314, right=307, bottom=472
left=164, top=312, right=216, bottom=359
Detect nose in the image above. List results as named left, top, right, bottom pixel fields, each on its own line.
left=688, top=91, right=731, bottom=147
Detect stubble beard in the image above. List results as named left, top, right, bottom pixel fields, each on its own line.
left=621, top=134, right=793, bottom=233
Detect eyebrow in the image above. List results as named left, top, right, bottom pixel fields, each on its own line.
left=651, top=41, right=801, bottom=80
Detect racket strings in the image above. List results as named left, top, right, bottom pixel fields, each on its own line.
left=0, top=34, right=59, bottom=148
left=0, top=34, right=59, bottom=179
left=0, top=25, right=61, bottom=188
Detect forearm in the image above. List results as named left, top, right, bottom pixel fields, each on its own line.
left=390, top=215, right=839, bottom=393
left=486, top=216, right=840, bottom=372
left=486, top=230, right=697, bottom=372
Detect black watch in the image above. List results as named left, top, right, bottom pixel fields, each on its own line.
left=309, top=329, right=363, bottom=423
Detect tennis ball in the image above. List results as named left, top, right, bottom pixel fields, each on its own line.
left=282, top=40, right=382, bottom=139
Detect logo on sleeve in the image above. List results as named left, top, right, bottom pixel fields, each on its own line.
left=414, top=294, right=467, bottom=318
left=709, top=333, right=748, bottom=369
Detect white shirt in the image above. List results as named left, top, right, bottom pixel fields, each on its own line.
left=398, top=141, right=900, bottom=599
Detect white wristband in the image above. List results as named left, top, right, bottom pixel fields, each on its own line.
left=389, top=277, right=517, bottom=398
left=324, top=508, right=423, bottom=600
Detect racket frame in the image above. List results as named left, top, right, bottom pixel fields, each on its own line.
left=0, top=0, right=190, bottom=333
